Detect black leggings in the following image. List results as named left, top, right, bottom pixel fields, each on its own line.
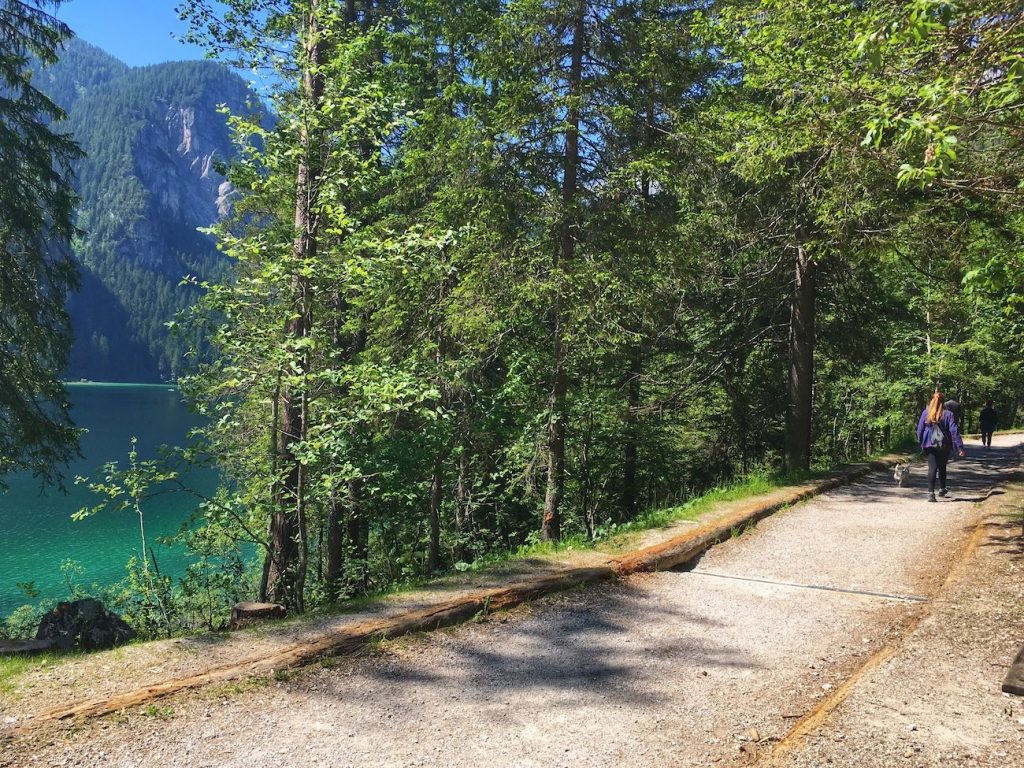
left=925, top=449, right=949, bottom=493
left=981, top=430, right=994, bottom=447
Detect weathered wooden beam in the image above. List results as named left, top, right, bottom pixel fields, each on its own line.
left=23, top=566, right=617, bottom=726
left=1002, top=645, right=1024, bottom=696
left=13, top=457, right=900, bottom=733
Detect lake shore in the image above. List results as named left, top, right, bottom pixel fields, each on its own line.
left=64, top=381, right=178, bottom=389
left=0, top=385, right=207, bottom=616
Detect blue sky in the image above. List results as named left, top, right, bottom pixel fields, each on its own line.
left=55, top=0, right=208, bottom=66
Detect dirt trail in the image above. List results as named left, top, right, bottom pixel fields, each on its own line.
left=772, top=444, right=1024, bottom=768
left=0, top=459, right=885, bottom=726
left=4, top=437, right=1022, bottom=768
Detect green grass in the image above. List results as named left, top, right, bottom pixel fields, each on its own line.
left=142, top=704, right=175, bottom=719
left=255, top=472, right=795, bottom=632
left=200, top=675, right=270, bottom=699
left=0, top=655, right=35, bottom=695
left=474, top=444, right=917, bottom=565
left=451, top=471, right=786, bottom=568
left=0, top=652, right=73, bottom=695
left=591, top=473, right=784, bottom=554
left=318, top=461, right=878, bottom=612
left=3, top=444, right=917, bottom=674
left=616, top=473, right=777, bottom=530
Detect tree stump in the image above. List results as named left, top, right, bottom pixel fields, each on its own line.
left=229, top=602, right=286, bottom=630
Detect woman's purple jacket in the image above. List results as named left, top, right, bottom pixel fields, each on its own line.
left=916, top=408, right=965, bottom=454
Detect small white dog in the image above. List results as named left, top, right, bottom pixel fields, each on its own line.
left=893, top=462, right=913, bottom=487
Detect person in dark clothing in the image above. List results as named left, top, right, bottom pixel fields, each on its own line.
left=979, top=400, right=998, bottom=448
left=943, top=399, right=961, bottom=428
left=943, top=399, right=963, bottom=450
left=916, top=392, right=966, bottom=502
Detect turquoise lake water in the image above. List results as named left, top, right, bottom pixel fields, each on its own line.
left=0, top=384, right=215, bottom=617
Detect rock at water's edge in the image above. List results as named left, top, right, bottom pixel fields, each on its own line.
left=0, top=638, right=56, bottom=655
left=35, top=598, right=135, bottom=651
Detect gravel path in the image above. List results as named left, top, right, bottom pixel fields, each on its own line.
left=0, top=481, right=821, bottom=723
left=4, top=437, right=1021, bottom=768
left=775, top=438, right=1024, bottom=768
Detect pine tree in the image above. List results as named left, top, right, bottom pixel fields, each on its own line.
left=0, top=0, right=80, bottom=487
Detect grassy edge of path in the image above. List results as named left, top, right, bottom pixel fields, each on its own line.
left=0, top=447, right=918, bottom=703
left=1, top=446, right=928, bottom=733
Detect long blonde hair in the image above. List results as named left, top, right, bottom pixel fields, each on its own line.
left=925, top=392, right=944, bottom=424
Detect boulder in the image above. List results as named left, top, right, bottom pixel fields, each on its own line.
left=35, top=598, right=135, bottom=651
left=229, top=602, right=286, bottom=630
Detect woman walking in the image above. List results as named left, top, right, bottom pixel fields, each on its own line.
left=916, top=392, right=966, bottom=502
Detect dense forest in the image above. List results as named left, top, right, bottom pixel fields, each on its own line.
left=4, top=0, right=1020, bottom=634
left=34, top=39, right=256, bottom=381
left=134, top=0, right=1020, bottom=619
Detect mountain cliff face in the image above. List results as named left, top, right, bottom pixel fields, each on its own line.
left=133, top=99, right=237, bottom=254
left=36, top=40, right=257, bottom=381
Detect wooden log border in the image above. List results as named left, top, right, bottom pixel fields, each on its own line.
left=1002, top=645, right=1024, bottom=696
left=13, top=457, right=900, bottom=733
left=1001, top=444, right=1024, bottom=697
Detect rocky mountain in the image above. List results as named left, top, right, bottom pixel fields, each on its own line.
left=34, top=39, right=258, bottom=381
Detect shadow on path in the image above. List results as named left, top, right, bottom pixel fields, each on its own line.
left=348, top=578, right=753, bottom=710
left=830, top=445, right=1017, bottom=505
left=979, top=518, right=1024, bottom=561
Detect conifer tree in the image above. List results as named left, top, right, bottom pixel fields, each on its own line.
left=0, top=0, right=80, bottom=486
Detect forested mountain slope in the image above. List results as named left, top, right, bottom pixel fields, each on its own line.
left=34, top=39, right=256, bottom=381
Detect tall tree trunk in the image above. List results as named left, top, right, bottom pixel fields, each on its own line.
left=729, top=378, right=750, bottom=475
left=622, top=342, right=641, bottom=519
left=324, top=491, right=345, bottom=601
left=541, top=0, right=584, bottom=542
left=263, top=2, right=325, bottom=609
left=346, top=475, right=369, bottom=593
left=428, top=460, right=442, bottom=572
left=265, top=281, right=308, bottom=607
left=623, top=156, right=651, bottom=521
left=784, top=244, right=815, bottom=471
left=294, top=457, right=309, bottom=613
left=454, top=420, right=471, bottom=563
left=324, top=294, right=356, bottom=601
left=427, top=327, right=452, bottom=574
left=324, top=0, right=371, bottom=600
left=259, top=370, right=283, bottom=602
left=326, top=319, right=368, bottom=597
